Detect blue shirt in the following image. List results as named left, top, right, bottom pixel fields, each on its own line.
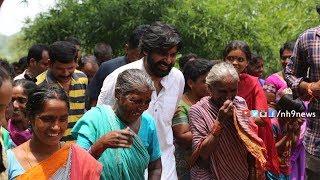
left=88, top=56, right=127, bottom=100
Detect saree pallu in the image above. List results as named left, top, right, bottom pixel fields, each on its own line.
left=99, top=106, right=150, bottom=180
left=233, top=97, right=267, bottom=172
left=17, top=144, right=102, bottom=180
left=238, top=73, right=280, bottom=175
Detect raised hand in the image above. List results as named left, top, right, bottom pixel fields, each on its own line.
left=217, top=100, right=234, bottom=123
left=101, top=127, right=134, bottom=148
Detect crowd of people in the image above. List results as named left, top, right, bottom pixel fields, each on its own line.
left=0, top=19, right=319, bottom=180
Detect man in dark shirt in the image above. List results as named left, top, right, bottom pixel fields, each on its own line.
left=88, top=24, right=149, bottom=107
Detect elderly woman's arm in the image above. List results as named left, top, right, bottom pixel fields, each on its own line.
left=148, top=158, right=162, bottom=180
left=190, top=100, right=233, bottom=160
left=198, top=124, right=223, bottom=160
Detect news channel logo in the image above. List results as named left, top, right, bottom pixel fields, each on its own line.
left=242, top=109, right=277, bottom=118
left=242, top=109, right=315, bottom=118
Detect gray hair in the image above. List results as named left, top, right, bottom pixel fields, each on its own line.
left=79, top=55, right=98, bottom=69
left=115, top=69, right=155, bottom=95
left=206, top=61, right=239, bottom=87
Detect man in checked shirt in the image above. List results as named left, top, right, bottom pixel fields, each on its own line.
left=285, top=5, right=320, bottom=180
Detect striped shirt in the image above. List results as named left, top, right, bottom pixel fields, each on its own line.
left=189, top=96, right=249, bottom=180
left=285, top=26, right=320, bottom=157
left=36, top=69, right=88, bottom=141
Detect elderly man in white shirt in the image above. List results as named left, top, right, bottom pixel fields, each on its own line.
left=97, top=22, right=184, bottom=180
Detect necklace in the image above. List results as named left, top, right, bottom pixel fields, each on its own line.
left=22, top=141, right=62, bottom=169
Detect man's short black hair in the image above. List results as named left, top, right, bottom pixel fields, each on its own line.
left=128, top=24, right=150, bottom=49
left=93, top=43, right=113, bottom=61
left=179, top=53, right=198, bottom=70
left=27, top=44, right=49, bottom=64
left=279, top=41, right=295, bottom=58
left=65, top=36, right=81, bottom=46
left=18, top=56, right=28, bottom=70
left=140, top=21, right=182, bottom=54
left=49, top=41, right=77, bottom=64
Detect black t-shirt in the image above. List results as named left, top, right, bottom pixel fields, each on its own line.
left=88, top=56, right=127, bottom=100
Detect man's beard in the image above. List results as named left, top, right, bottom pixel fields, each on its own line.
left=146, top=55, right=173, bottom=77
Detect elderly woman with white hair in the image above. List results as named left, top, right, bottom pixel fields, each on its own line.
left=72, top=69, right=162, bottom=180
left=189, top=62, right=267, bottom=180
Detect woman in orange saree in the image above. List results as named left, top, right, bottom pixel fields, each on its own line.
left=7, top=84, right=102, bottom=180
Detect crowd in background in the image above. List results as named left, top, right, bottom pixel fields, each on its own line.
left=0, top=16, right=319, bottom=180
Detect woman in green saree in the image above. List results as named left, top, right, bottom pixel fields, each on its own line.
left=72, top=69, right=162, bottom=180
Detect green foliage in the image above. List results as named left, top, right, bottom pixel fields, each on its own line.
left=23, top=0, right=177, bottom=55
left=0, top=32, right=28, bottom=62
left=20, top=0, right=320, bottom=76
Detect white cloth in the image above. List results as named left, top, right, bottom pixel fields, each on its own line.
left=97, top=58, right=184, bottom=180
left=13, top=70, right=27, bottom=81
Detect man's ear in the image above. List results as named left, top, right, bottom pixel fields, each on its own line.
left=142, top=51, right=148, bottom=57
left=29, top=58, right=36, bottom=67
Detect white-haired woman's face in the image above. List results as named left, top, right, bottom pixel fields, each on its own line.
left=224, top=49, right=248, bottom=74
left=116, top=87, right=152, bottom=124
left=210, top=79, right=238, bottom=107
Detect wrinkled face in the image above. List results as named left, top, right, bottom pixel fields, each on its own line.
left=126, top=46, right=144, bottom=63
left=146, top=46, right=177, bottom=77
left=50, top=60, right=77, bottom=83
left=116, top=87, right=152, bottom=124
left=0, top=80, right=12, bottom=126
left=11, top=85, right=28, bottom=125
left=210, top=79, right=238, bottom=108
left=225, top=49, right=248, bottom=74
left=82, top=62, right=98, bottom=83
left=189, top=73, right=210, bottom=99
left=32, top=99, right=68, bottom=146
left=281, top=49, right=293, bottom=69
left=247, top=59, right=264, bottom=77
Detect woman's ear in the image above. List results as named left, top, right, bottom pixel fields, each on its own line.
left=187, top=79, right=194, bottom=90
